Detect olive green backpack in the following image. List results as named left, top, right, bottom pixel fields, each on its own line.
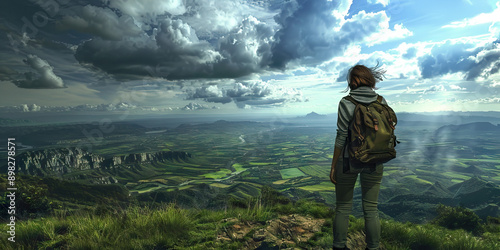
left=343, top=95, right=398, bottom=173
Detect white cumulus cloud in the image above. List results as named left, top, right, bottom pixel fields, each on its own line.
left=182, top=102, right=220, bottom=111
left=367, top=0, right=390, bottom=7
left=442, top=2, right=500, bottom=28
left=185, top=80, right=307, bottom=108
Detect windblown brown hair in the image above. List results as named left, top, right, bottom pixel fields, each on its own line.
left=345, top=62, right=386, bottom=91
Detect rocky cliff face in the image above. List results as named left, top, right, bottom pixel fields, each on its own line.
left=110, top=151, right=191, bottom=165
left=15, top=147, right=191, bottom=179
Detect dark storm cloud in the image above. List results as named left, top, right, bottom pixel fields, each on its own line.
left=74, top=17, right=223, bottom=80
left=270, top=1, right=408, bottom=69
left=14, top=54, right=66, bottom=89
left=466, top=46, right=500, bottom=80
left=74, top=0, right=409, bottom=80
left=56, top=5, right=142, bottom=41
left=2, top=0, right=412, bottom=84
left=418, top=40, right=500, bottom=81
left=270, top=0, right=341, bottom=68
left=65, top=0, right=277, bottom=80
left=217, top=16, right=275, bottom=76
left=74, top=15, right=276, bottom=80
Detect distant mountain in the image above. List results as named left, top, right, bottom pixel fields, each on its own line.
left=435, top=122, right=500, bottom=137
left=305, top=112, right=327, bottom=118
left=294, top=112, right=330, bottom=120
left=380, top=177, right=500, bottom=222
left=289, top=112, right=336, bottom=127
left=396, top=112, right=500, bottom=123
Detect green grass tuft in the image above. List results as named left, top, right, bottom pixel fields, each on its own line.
left=1, top=198, right=498, bottom=250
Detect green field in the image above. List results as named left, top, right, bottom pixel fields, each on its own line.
left=299, top=165, right=330, bottom=178
left=298, top=181, right=334, bottom=191
left=202, top=169, right=231, bottom=179
left=280, top=168, right=306, bottom=179
left=232, top=163, right=246, bottom=171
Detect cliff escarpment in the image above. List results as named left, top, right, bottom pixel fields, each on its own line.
left=12, top=147, right=191, bottom=179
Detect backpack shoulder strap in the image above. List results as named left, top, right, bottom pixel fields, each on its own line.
left=345, top=95, right=382, bottom=105
left=344, top=95, right=359, bottom=105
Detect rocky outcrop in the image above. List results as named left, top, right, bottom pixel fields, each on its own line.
left=16, top=148, right=105, bottom=176
left=217, top=214, right=326, bottom=249
left=14, top=147, right=191, bottom=177
left=110, top=151, right=190, bottom=165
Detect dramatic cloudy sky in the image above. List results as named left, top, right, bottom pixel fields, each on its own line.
left=0, top=0, right=499, bottom=116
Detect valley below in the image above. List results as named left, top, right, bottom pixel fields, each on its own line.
left=1, top=112, right=500, bottom=224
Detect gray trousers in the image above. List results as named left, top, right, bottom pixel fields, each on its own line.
left=333, top=157, right=383, bottom=250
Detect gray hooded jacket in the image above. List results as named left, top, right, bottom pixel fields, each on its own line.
left=335, top=86, right=387, bottom=148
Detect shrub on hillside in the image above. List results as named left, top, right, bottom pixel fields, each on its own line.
left=261, top=185, right=290, bottom=206
left=485, top=216, right=500, bottom=234
left=432, top=204, right=484, bottom=235
left=0, top=177, right=53, bottom=219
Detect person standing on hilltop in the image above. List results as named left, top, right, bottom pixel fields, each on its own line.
left=330, top=64, right=389, bottom=250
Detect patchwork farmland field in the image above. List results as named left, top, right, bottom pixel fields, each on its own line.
left=2, top=116, right=500, bottom=221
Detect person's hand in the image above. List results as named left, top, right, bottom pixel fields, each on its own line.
left=330, top=146, right=342, bottom=185
left=330, top=161, right=337, bottom=185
